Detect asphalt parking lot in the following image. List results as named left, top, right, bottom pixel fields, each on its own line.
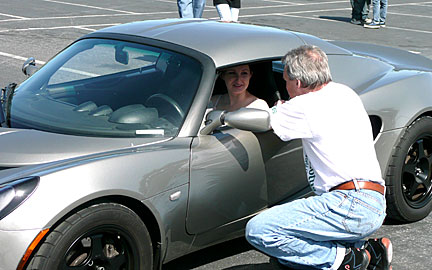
left=1, top=1, right=431, bottom=269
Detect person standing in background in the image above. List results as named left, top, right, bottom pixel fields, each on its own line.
left=364, top=0, right=388, bottom=28
left=213, top=0, right=241, bottom=22
left=177, top=0, right=206, bottom=18
left=351, top=0, right=372, bottom=25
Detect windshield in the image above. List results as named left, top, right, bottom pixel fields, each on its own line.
left=10, top=38, right=202, bottom=137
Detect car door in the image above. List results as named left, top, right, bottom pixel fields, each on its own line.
left=186, top=128, right=267, bottom=234
left=254, top=131, right=312, bottom=206
left=186, top=126, right=311, bottom=235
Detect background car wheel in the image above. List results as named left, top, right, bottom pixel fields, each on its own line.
left=386, top=116, right=432, bottom=222
left=27, top=203, right=153, bottom=270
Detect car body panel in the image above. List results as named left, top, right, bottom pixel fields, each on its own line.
left=0, top=139, right=191, bottom=230
left=0, top=229, right=41, bottom=270
left=188, top=129, right=268, bottom=234
left=331, top=40, right=432, bottom=72
left=0, top=127, right=166, bottom=166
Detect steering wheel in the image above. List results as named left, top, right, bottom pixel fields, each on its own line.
left=145, top=93, right=185, bottom=123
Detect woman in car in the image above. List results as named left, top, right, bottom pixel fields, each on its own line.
left=211, top=64, right=269, bottom=112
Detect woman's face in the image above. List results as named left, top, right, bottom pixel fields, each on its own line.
left=221, top=65, right=252, bottom=95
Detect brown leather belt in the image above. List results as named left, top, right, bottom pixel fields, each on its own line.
left=330, top=180, right=385, bottom=195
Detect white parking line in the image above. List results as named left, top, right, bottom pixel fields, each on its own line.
left=0, top=11, right=178, bottom=23
left=0, top=51, right=45, bottom=65
left=262, top=0, right=348, bottom=6
left=0, top=51, right=101, bottom=77
left=238, top=7, right=351, bottom=17
left=75, top=26, right=97, bottom=32
left=0, top=23, right=119, bottom=33
left=271, top=13, right=432, bottom=35
left=154, top=0, right=177, bottom=4
left=0, top=12, right=27, bottom=19
left=262, top=0, right=302, bottom=5
left=41, top=0, right=138, bottom=14
left=384, top=26, right=432, bottom=34
left=388, top=11, right=432, bottom=19
left=392, top=1, right=432, bottom=5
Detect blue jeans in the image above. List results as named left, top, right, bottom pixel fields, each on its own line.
left=246, top=189, right=386, bottom=269
left=177, top=0, right=206, bottom=18
left=372, top=0, right=387, bottom=23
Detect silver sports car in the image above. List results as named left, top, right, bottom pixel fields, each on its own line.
left=1, top=19, right=432, bottom=270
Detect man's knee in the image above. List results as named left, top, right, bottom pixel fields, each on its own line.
left=245, top=214, right=268, bottom=244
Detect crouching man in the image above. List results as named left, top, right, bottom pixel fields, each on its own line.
left=246, top=45, right=392, bottom=270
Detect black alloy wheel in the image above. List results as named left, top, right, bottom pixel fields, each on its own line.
left=62, top=225, right=139, bottom=270
left=26, top=203, right=153, bottom=270
left=386, top=116, right=432, bottom=222
left=401, top=137, right=432, bottom=209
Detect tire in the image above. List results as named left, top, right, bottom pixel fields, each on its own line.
left=386, top=116, right=432, bottom=222
left=27, top=203, right=153, bottom=270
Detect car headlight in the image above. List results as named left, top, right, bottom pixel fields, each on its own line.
left=0, top=176, right=39, bottom=220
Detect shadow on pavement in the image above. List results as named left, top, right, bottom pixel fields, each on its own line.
left=319, top=16, right=352, bottom=23
left=163, top=237, right=294, bottom=270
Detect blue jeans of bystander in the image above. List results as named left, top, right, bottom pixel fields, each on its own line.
left=245, top=189, right=386, bottom=269
left=372, top=0, right=388, bottom=23
left=177, top=0, right=206, bottom=18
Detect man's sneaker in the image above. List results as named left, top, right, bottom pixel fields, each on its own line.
left=364, top=21, right=381, bottom=29
left=338, top=248, right=370, bottom=270
left=350, top=18, right=364, bottom=25
left=364, top=18, right=373, bottom=24
left=366, top=238, right=393, bottom=270
left=379, top=21, right=386, bottom=28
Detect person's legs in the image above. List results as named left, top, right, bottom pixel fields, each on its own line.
left=215, top=4, right=232, bottom=21
left=352, top=0, right=367, bottom=20
left=177, top=0, right=193, bottom=18
left=380, top=0, right=388, bottom=23
left=361, top=0, right=370, bottom=20
left=371, top=0, right=381, bottom=22
left=230, top=7, right=240, bottom=22
left=192, top=0, right=206, bottom=18
left=246, top=190, right=386, bottom=269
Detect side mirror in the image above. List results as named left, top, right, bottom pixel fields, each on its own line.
left=200, top=108, right=271, bottom=135
left=22, top=57, right=38, bottom=77
left=115, top=45, right=129, bottom=65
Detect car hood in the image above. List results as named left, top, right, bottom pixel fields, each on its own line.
left=330, top=41, right=432, bottom=72
left=0, top=128, right=167, bottom=167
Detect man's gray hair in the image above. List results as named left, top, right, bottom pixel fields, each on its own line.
left=282, top=45, right=332, bottom=89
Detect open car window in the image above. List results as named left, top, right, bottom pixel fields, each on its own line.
left=211, top=61, right=285, bottom=108
left=10, top=39, right=202, bottom=138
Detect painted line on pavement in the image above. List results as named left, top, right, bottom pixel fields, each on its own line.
left=270, top=13, right=432, bottom=35
left=0, top=12, right=27, bottom=19
left=0, top=51, right=101, bottom=77
left=0, top=23, right=119, bottom=33
left=0, top=11, right=178, bottom=23
left=41, top=0, right=138, bottom=14
left=0, top=51, right=45, bottom=65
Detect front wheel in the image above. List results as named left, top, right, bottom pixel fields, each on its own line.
left=27, top=203, right=153, bottom=270
left=386, top=116, right=432, bottom=222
